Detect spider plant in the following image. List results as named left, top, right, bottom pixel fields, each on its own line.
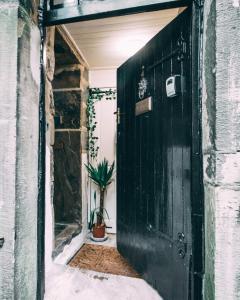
left=86, top=158, right=115, bottom=224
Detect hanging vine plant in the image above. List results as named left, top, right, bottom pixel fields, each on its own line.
left=87, top=88, right=116, bottom=159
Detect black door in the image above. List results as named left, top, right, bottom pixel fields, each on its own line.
left=117, top=8, right=192, bottom=300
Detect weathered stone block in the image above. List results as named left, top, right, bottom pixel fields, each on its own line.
left=0, top=6, right=18, bottom=300
left=46, top=112, right=55, bottom=146
left=53, top=131, right=82, bottom=225
left=215, top=186, right=240, bottom=299
left=203, top=182, right=215, bottom=300
left=54, top=91, right=81, bottom=129
left=54, top=30, right=80, bottom=66
left=202, top=0, right=216, bottom=154
left=203, top=152, right=216, bottom=185
left=81, top=130, right=88, bottom=152
left=14, top=13, right=40, bottom=300
left=45, top=78, right=55, bottom=116
left=81, top=101, right=88, bottom=128
left=215, top=152, right=240, bottom=186
left=215, top=0, right=240, bottom=153
left=46, top=27, right=56, bottom=82
left=53, top=69, right=81, bottom=89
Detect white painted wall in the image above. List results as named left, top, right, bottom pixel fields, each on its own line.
left=89, top=69, right=117, bottom=233
left=89, top=68, right=117, bottom=88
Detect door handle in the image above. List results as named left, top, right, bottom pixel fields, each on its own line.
left=114, top=108, right=125, bottom=125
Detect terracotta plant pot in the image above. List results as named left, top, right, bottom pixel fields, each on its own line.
left=92, top=224, right=105, bottom=238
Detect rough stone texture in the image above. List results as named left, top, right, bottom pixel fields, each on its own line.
left=19, top=0, right=39, bottom=24
left=214, top=1, right=240, bottom=299
left=14, top=10, right=40, bottom=299
left=52, top=55, right=83, bottom=234
left=54, top=131, right=82, bottom=224
left=0, top=4, right=18, bottom=299
left=49, top=26, right=89, bottom=259
left=203, top=182, right=215, bottom=300
left=80, top=66, right=89, bottom=152
left=202, top=1, right=216, bottom=298
left=45, top=24, right=89, bottom=265
left=45, top=27, right=56, bottom=147
left=54, top=91, right=81, bottom=129
left=46, top=27, right=56, bottom=83
left=0, top=1, right=40, bottom=299
left=203, top=0, right=240, bottom=299
left=53, top=69, right=81, bottom=89
left=45, top=26, right=56, bottom=270
left=54, top=30, right=80, bottom=66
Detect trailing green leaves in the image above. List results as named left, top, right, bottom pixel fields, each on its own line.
left=87, top=88, right=116, bottom=159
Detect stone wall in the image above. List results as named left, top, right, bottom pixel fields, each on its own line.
left=52, top=27, right=88, bottom=237
left=44, top=25, right=89, bottom=260
left=0, top=0, right=40, bottom=299
left=45, top=26, right=56, bottom=270
left=203, top=0, right=240, bottom=299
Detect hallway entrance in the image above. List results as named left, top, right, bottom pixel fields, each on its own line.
left=43, top=3, right=203, bottom=300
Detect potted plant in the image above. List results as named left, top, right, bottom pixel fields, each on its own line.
left=86, top=158, right=115, bottom=238
left=89, top=207, right=110, bottom=238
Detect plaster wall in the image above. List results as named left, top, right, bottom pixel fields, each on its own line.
left=203, top=0, right=240, bottom=299
left=0, top=0, right=40, bottom=299
left=89, top=69, right=117, bottom=88
left=89, top=69, right=117, bottom=233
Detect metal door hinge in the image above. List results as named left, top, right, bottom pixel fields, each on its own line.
left=177, top=232, right=187, bottom=259
left=193, top=0, right=204, bottom=8
left=0, top=237, right=4, bottom=248
left=177, top=34, right=187, bottom=61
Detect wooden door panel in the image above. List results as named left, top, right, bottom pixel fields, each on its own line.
left=117, top=8, right=191, bottom=300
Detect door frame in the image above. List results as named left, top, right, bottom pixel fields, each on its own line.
left=190, top=2, right=204, bottom=299
left=38, top=1, right=204, bottom=299
left=38, top=1, right=47, bottom=299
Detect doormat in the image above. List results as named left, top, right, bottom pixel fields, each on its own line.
left=69, top=244, right=140, bottom=278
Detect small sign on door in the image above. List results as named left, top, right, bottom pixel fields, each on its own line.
left=135, top=97, right=152, bottom=116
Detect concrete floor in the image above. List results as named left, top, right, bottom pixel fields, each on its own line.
left=45, top=264, right=163, bottom=300
left=46, top=234, right=163, bottom=300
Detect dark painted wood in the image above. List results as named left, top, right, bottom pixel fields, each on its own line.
left=37, top=1, right=47, bottom=299
left=45, top=0, right=190, bottom=25
left=117, top=8, right=192, bottom=299
left=190, top=2, right=204, bottom=299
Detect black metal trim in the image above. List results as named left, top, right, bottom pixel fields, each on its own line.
left=45, top=0, right=190, bottom=26
left=37, top=1, right=47, bottom=299
left=193, top=0, right=204, bottom=8
left=190, top=1, right=204, bottom=299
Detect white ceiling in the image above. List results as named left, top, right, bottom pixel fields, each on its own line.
left=65, top=8, right=180, bottom=69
